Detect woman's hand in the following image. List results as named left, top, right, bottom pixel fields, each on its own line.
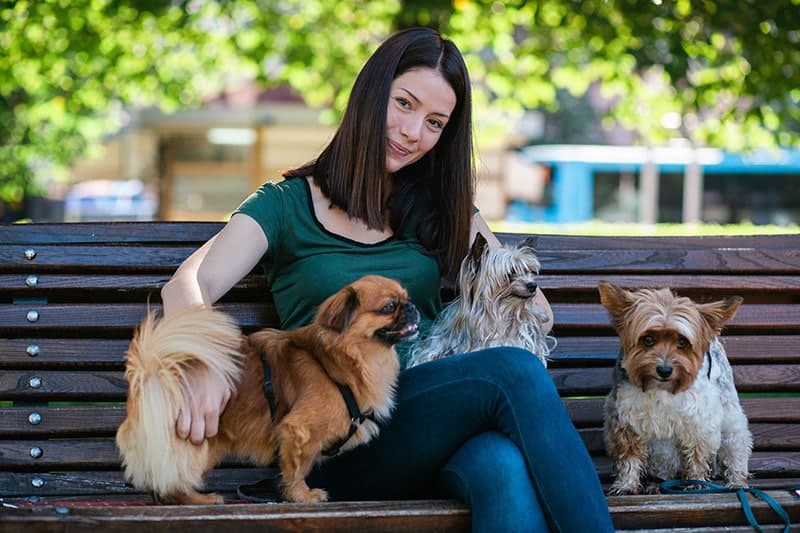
left=164, top=214, right=269, bottom=444
left=176, top=365, right=232, bottom=444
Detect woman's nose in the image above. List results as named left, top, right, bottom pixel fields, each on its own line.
left=400, top=115, right=422, bottom=142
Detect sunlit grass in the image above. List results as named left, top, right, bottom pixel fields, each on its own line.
left=489, top=220, right=800, bottom=236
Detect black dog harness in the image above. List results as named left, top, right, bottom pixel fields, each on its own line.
left=259, top=350, right=377, bottom=457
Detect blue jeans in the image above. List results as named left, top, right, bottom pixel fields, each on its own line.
left=309, top=347, right=614, bottom=532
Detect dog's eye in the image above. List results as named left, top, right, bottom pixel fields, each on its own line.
left=380, top=301, right=397, bottom=314
left=677, top=336, right=690, bottom=349
left=641, top=335, right=656, bottom=347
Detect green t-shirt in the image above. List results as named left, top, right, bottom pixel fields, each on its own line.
left=233, top=177, right=442, bottom=368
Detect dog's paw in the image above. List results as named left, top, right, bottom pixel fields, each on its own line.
left=607, top=480, right=642, bottom=496
left=724, top=475, right=750, bottom=489
left=285, top=485, right=328, bottom=503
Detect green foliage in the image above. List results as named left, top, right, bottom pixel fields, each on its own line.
left=2, top=0, right=799, bottom=205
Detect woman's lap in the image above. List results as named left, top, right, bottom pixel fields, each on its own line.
left=308, top=347, right=613, bottom=532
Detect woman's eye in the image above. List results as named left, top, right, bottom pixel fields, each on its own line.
left=381, top=301, right=397, bottom=314
left=395, top=97, right=410, bottom=109
left=641, top=336, right=655, bottom=347
left=428, top=118, right=444, bottom=129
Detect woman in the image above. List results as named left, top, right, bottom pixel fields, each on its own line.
left=161, top=27, right=614, bottom=532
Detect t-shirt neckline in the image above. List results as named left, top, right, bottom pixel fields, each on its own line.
left=301, top=177, right=395, bottom=247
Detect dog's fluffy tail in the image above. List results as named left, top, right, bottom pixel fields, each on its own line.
left=117, top=306, right=243, bottom=496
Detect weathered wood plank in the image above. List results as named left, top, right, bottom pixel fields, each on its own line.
left=0, top=370, right=127, bottom=401
left=0, top=274, right=267, bottom=294
left=0, top=406, right=126, bottom=437
left=1, top=302, right=798, bottom=336
left=0, top=222, right=222, bottom=245
left=552, top=335, right=800, bottom=365
left=3, top=245, right=800, bottom=275
left=549, top=364, right=800, bottom=396
left=564, top=397, right=800, bottom=427
left=0, top=491, right=796, bottom=532
left=0, top=468, right=278, bottom=497
left=1, top=335, right=796, bottom=370
left=2, top=363, right=797, bottom=401
left=0, top=499, right=472, bottom=533
left=2, top=436, right=797, bottom=477
left=509, top=233, right=800, bottom=250
left=0, top=245, right=198, bottom=272
left=0, top=303, right=277, bottom=335
left=538, top=274, right=800, bottom=294
left=4, top=399, right=798, bottom=438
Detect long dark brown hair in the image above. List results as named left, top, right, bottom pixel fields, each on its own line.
left=284, top=27, right=474, bottom=281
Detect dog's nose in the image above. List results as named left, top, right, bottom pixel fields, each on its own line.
left=526, top=281, right=538, bottom=293
left=656, top=364, right=673, bottom=378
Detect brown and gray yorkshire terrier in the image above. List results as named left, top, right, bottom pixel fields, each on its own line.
left=598, top=282, right=753, bottom=495
left=407, top=233, right=554, bottom=368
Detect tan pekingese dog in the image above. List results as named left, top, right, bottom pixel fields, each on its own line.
left=116, top=275, right=419, bottom=505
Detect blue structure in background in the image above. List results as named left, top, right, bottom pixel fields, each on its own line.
left=515, top=144, right=800, bottom=223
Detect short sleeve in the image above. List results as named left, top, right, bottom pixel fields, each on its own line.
left=232, top=181, right=287, bottom=258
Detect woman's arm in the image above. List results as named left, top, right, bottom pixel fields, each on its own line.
left=160, top=213, right=268, bottom=444
left=470, top=212, right=554, bottom=333
left=162, top=213, right=268, bottom=314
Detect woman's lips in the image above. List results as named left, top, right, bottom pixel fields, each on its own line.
left=387, top=140, right=410, bottom=157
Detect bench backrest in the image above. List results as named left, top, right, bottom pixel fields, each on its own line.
left=1, top=222, right=798, bottom=498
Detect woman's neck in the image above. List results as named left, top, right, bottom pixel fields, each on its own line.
left=306, top=177, right=392, bottom=244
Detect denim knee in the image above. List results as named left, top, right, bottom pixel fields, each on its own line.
left=459, top=346, right=561, bottom=404
left=440, top=431, right=550, bottom=532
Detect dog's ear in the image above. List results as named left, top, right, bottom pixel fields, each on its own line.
left=518, top=236, right=537, bottom=253
left=698, top=296, right=743, bottom=334
left=468, top=232, right=489, bottom=268
left=316, top=285, right=360, bottom=333
left=597, top=282, right=635, bottom=330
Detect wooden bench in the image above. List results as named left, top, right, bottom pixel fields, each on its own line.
left=1, top=221, right=798, bottom=532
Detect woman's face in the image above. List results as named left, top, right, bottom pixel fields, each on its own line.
left=385, top=67, right=457, bottom=174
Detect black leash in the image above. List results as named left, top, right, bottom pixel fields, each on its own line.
left=239, top=348, right=377, bottom=502
left=259, top=349, right=279, bottom=422
left=660, top=479, right=797, bottom=533
left=321, top=383, right=377, bottom=457
left=259, top=347, right=375, bottom=454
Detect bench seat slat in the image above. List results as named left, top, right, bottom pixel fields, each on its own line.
left=565, top=397, right=800, bottom=427
left=3, top=364, right=797, bottom=401
left=2, top=450, right=797, bottom=492
left=0, top=467, right=271, bottom=497
left=552, top=335, right=800, bottom=365
left=0, top=222, right=222, bottom=245
left=0, top=245, right=197, bottom=272
left=1, top=335, right=797, bottom=370
left=0, top=303, right=278, bottom=334
left=592, top=451, right=800, bottom=479
left=4, top=246, right=800, bottom=274
left=579, top=423, right=800, bottom=455
left=0, top=493, right=797, bottom=532
left=3, top=422, right=798, bottom=468
left=6, top=424, right=798, bottom=469
left=5, top=399, right=799, bottom=438
left=0, top=406, right=126, bottom=436
left=549, top=365, right=800, bottom=395
left=539, top=274, right=800, bottom=294
left=0, top=274, right=267, bottom=294
left=507, top=233, right=800, bottom=250
left=1, top=303, right=798, bottom=336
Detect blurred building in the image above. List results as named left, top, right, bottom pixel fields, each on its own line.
left=67, top=85, right=336, bottom=221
